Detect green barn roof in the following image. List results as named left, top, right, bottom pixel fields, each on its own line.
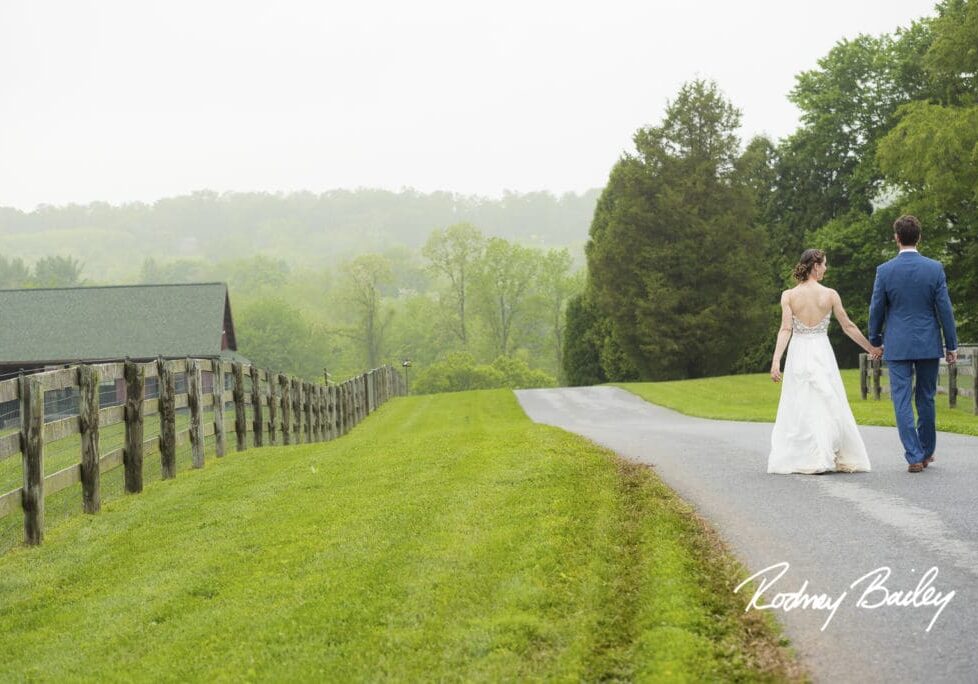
left=0, top=283, right=238, bottom=365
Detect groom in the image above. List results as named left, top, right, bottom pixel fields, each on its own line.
left=869, top=215, right=958, bottom=473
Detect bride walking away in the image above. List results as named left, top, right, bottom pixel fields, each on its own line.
left=768, top=249, right=880, bottom=474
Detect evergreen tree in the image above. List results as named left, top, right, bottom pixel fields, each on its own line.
left=562, top=292, right=606, bottom=386
left=585, top=80, right=769, bottom=379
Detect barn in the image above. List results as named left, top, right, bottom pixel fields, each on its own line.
left=0, top=282, right=247, bottom=427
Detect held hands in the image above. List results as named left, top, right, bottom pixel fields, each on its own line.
left=868, top=345, right=883, bottom=360
left=770, top=363, right=782, bottom=383
left=947, top=349, right=958, bottom=364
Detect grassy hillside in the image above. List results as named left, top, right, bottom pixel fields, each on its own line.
left=0, top=390, right=801, bottom=681
left=617, top=369, right=978, bottom=436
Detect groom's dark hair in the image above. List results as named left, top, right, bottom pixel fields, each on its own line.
left=894, top=215, right=921, bottom=246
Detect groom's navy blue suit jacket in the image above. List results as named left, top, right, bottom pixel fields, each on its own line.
left=868, top=250, right=957, bottom=361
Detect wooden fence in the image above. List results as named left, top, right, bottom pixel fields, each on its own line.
left=0, top=359, right=405, bottom=546
left=858, top=346, right=978, bottom=414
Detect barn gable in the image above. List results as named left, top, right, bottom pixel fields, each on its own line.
left=0, top=282, right=239, bottom=369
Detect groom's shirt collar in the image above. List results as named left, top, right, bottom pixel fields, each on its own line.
left=899, top=246, right=919, bottom=253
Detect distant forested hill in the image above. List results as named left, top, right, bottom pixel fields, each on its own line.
left=0, top=188, right=600, bottom=280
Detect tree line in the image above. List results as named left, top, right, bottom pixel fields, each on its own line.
left=565, top=0, right=978, bottom=384
left=0, top=188, right=599, bottom=282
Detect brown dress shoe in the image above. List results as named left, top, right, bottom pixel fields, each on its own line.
left=923, top=455, right=934, bottom=468
left=908, top=462, right=925, bottom=473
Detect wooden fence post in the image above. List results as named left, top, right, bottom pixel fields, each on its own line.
left=312, top=384, right=322, bottom=441
left=213, top=359, right=227, bottom=457
left=339, top=382, right=347, bottom=435
left=304, top=382, right=313, bottom=443
left=353, top=377, right=360, bottom=425
left=871, top=358, right=882, bottom=400
left=859, top=354, right=868, bottom=400
left=350, top=379, right=357, bottom=427
left=124, top=359, right=145, bottom=493
left=949, top=360, right=958, bottom=409
left=232, top=362, right=247, bottom=451
left=291, top=377, right=302, bottom=443
left=322, top=385, right=330, bottom=440
left=348, top=380, right=355, bottom=431
left=187, top=358, right=205, bottom=469
left=158, top=359, right=177, bottom=479
left=279, top=374, right=292, bottom=445
left=251, top=366, right=264, bottom=448
left=359, top=375, right=366, bottom=422
left=79, top=364, right=101, bottom=514
left=972, top=353, right=978, bottom=416
left=329, top=385, right=340, bottom=439
left=367, top=371, right=374, bottom=414
left=267, top=372, right=278, bottom=445
left=20, top=374, right=44, bottom=545
left=327, top=384, right=335, bottom=439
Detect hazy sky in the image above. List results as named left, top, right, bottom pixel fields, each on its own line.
left=1, top=0, right=938, bottom=211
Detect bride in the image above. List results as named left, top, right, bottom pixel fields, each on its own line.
left=768, top=249, right=879, bottom=474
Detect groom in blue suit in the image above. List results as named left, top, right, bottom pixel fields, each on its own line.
left=869, top=215, right=958, bottom=473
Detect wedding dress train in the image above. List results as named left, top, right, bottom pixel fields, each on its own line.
left=768, top=314, right=872, bottom=474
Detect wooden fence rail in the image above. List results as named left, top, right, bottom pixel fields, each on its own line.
left=858, top=346, right=978, bottom=415
left=0, top=360, right=406, bottom=546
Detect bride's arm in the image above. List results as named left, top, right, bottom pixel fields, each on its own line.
left=770, top=291, right=793, bottom=382
left=831, top=290, right=879, bottom=355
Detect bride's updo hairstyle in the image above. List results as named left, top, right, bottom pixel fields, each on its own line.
left=793, top=249, right=826, bottom=282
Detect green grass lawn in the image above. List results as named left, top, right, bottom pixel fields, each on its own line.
left=0, top=390, right=802, bottom=681
left=617, top=368, right=978, bottom=437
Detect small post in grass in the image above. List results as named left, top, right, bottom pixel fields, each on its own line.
left=124, top=359, right=145, bottom=494
left=78, top=364, right=101, bottom=514
left=187, top=358, right=204, bottom=469
left=304, top=382, right=313, bottom=443
left=859, top=354, right=868, bottom=400
left=291, top=377, right=302, bottom=443
left=251, top=365, right=264, bottom=448
left=158, top=358, right=177, bottom=479
left=267, top=371, right=278, bottom=446
left=20, top=374, right=44, bottom=545
left=232, top=362, right=247, bottom=452
left=213, top=359, right=227, bottom=458
left=279, top=374, right=292, bottom=446
left=871, top=358, right=882, bottom=400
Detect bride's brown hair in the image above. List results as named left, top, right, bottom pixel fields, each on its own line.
left=793, top=249, right=825, bottom=282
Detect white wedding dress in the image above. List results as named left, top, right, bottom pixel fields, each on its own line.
left=768, top=313, right=872, bottom=474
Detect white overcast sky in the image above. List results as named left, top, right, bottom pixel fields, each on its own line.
left=0, top=0, right=937, bottom=211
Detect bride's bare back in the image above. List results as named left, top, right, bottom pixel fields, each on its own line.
left=786, top=282, right=835, bottom=327
left=770, top=253, right=880, bottom=383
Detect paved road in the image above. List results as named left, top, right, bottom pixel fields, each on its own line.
left=515, top=386, right=978, bottom=684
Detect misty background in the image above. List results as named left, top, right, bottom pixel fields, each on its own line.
left=2, top=0, right=964, bottom=388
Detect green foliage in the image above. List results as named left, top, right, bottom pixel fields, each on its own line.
left=422, top=223, right=485, bottom=345
left=874, top=0, right=978, bottom=339
left=339, top=254, right=395, bottom=368
left=412, top=352, right=555, bottom=394
left=473, top=238, right=540, bottom=357
left=234, top=298, right=330, bottom=380
left=0, top=256, right=31, bottom=288
left=562, top=293, right=607, bottom=386
left=31, top=255, right=84, bottom=288
left=586, top=79, right=770, bottom=380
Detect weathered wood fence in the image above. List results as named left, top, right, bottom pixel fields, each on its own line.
left=858, top=346, right=978, bottom=414
left=0, top=359, right=405, bottom=546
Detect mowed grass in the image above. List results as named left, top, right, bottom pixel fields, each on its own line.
left=0, top=390, right=801, bottom=681
left=617, top=368, right=978, bottom=436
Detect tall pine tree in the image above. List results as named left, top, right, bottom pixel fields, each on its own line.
left=585, top=80, right=770, bottom=379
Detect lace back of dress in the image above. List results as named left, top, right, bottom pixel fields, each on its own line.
left=792, top=314, right=831, bottom=335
